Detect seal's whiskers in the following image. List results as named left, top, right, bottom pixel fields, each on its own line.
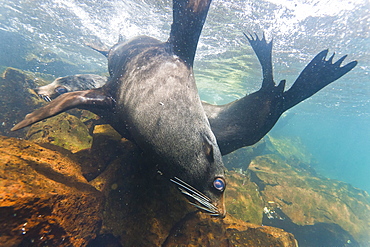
left=170, top=177, right=220, bottom=216
left=170, top=177, right=211, bottom=202
left=41, top=95, right=52, bottom=102
left=188, top=202, right=217, bottom=214
left=179, top=188, right=218, bottom=212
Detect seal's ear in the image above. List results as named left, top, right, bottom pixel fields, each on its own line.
left=85, top=42, right=109, bottom=57
left=203, top=136, right=215, bottom=163
left=11, top=89, right=113, bottom=131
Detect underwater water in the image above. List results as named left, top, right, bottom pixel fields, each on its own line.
left=0, top=0, right=369, bottom=245
left=1, top=0, right=368, bottom=192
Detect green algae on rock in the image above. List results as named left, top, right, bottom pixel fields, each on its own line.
left=224, top=171, right=264, bottom=225
left=0, top=67, right=102, bottom=142
left=224, top=137, right=370, bottom=246
left=26, top=112, right=93, bottom=153
left=222, top=134, right=370, bottom=246
left=249, top=154, right=370, bottom=245
left=266, top=135, right=314, bottom=165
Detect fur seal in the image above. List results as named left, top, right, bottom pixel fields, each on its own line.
left=34, top=34, right=357, bottom=156
left=34, top=74, right=107, bottom=102
left=12, top=0, right=226, bottom=217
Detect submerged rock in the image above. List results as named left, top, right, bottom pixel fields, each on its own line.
left=0, top=67, right=100, bottom=153
left=0, top=133, right=298, bottom=246
left=224, top=138, right=370, bottom=247
left=249, top=154, right=370, bottom=246
left=87, top=135, right=297, bottom=246
left=224, top=171, right=264, bottom=225
left=0, top=67, right=46, bottom=137
left=162, top=212, right=297, bottom=247
left=74, top=124, right=124, bottom=181
left=0, top=136, right=103, bottom=247
left=26, top=112, right=93, bottom=153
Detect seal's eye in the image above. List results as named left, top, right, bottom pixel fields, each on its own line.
left=55, top=86, right=68, bottom=95
left=213, top=178, right=225, bottom=192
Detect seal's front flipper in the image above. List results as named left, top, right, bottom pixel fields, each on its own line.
left=168, top=0, right=212, bottom=67
left=283, top=50, right=358, bottom=111
left=11, top=89, right=114, bottom=131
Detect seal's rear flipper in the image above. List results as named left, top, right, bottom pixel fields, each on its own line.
left=11, top=89, right=113, bottom=131
left=282, top=50, right=358, bottom=111
left=244, top=32, right=274, bottom=90
left=203, top=35, right=357, bottom=155
left=168, top=0, right=212, bottom=67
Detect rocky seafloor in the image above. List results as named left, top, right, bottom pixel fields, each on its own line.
left=1, top=68, right=369, bottom=246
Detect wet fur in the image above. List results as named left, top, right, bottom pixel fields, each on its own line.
left=101, top=35, right=225, bottom=202
left=12, top=0, right=226, bottom=216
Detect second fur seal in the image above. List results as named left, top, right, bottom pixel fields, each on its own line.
left=12, top=0, right=226, bottom=217
left=34, top=74, right=107, bottom=102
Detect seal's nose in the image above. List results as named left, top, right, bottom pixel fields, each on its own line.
left=219, top=207, right=226, bottom=218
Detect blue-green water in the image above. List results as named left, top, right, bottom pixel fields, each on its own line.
left=272, top=106, right=370, bottom=194
left=1, top=0, right=369, bottom=245
left=0, top=0, right=369, bottom=213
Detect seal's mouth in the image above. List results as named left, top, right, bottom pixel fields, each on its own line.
left=170, top=177, right=225, bottom=217
left=33, top=88, right=52, bottom=102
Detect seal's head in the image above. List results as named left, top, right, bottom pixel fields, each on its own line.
left=167, top=135, right=226, bottom=218
left=34, top=77, right=69, bottom=102
left=34, top=74, right=107, bottom=102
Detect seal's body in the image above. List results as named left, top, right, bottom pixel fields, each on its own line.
left=103, top=35, right=225, bottom=205
left=12, top=0, right=226, bottom=217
